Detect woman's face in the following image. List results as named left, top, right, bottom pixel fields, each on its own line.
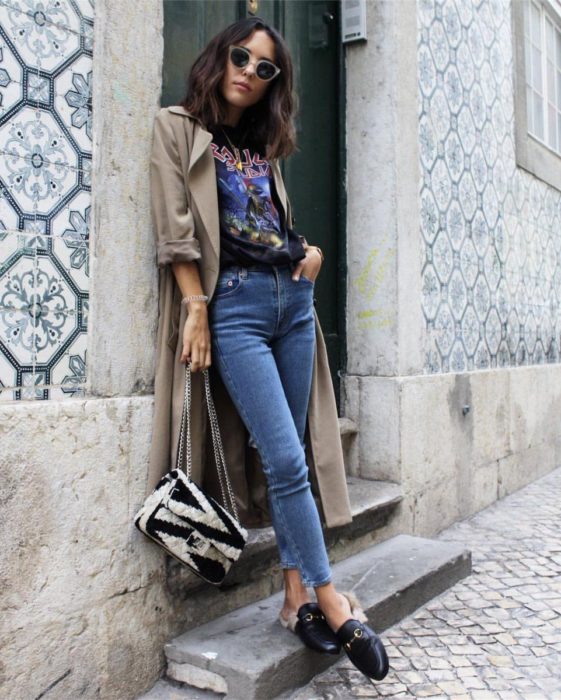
left=220, top=29, right=276, bottom=124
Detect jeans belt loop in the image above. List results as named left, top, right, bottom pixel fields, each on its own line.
left=240, top=267, right=248, bottom=280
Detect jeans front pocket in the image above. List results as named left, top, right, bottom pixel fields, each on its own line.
left=212, top=270, right=243, bottom=300
left=298, top=273, right=315, bottom=286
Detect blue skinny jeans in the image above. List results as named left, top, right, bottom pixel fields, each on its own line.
left=207, top=262, right=332, bottom=587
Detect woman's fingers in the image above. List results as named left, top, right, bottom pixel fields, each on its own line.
left=293, top=257, right=320, bottom=282
left=291, top=259, right=306, bottom=281
left=188, top=344, right=211, bottom=371
left=181, top=339, right=191, bottom=364
left=191, top=345, right=203, bottom=372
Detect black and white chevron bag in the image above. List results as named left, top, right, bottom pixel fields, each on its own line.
left=134, top=363, right=247, bottom=585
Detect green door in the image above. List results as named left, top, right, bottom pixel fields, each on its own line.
left=162, top=0, right=345, bottom=406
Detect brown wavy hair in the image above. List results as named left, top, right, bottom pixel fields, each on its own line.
left=180, top=16, right=297, bottom=160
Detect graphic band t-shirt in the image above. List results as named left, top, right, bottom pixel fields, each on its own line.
left=209, top=123, right=306, bottom=269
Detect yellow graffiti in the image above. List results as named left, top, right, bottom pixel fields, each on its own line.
left=353, top=242, right=396, bottom=329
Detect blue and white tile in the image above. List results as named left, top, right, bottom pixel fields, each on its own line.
left=32, top=307, right=78, bottom=367
left=0, top=0, right=92, bottom=400
left=434, top=303, right=455, bottom=356
left=0, top=3, right=82, bottom=72
left=0, top=105, right=80, bottom=168
left=0, top=231, right=36, bottom=307
left=461, top=304, right=479, bottom=357
left=34, top=252, right=79, bottom=315
left=449, top=338, right=467, bottom=372
left=418, top=0, right=561, bottom=370
left=0, top=35, right=24, bottom=113
left=50, top=188, right=89, bottom=238
left=0, top=0, right=82, bottom=37
left=0, top=181, right=21, bottom=232
left=422, top=263, right=440, bottom=321
left=52, top=230, right=88, bottom=292
left=0, top=332, right=20, bottom=390
left=48, top=327, right=86, bottom=386
left=0, top=301, right=36, bottom=367
left=53, top=53, right=92, bottom=154
left=1, top=151, right=80, bottom=220
left=420, top=187, right=439, bottom=244
left=27, top=70, right=52, bottom=108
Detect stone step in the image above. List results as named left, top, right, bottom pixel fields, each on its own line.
left=167, top=477, right=403, bottom=601
left=137, top=679, right=222, bottom=700
left=162, top=534, right=471, bottom=700
left=339, top=416, right=358, bottom=473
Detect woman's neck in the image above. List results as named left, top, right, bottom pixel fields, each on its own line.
left=223, top=105, right=244, bottom=128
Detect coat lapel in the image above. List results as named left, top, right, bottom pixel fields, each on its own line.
left=166, top=106, right=219, bottom=261
left=187, top=129, right=221, bottom=262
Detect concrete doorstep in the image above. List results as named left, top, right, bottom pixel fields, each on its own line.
left=141, top=534, right=470, bottom=700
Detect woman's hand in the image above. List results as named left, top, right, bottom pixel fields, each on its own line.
left=292, top=246, right=323, bottom=283
left=180, top=302, right=212, bottom=371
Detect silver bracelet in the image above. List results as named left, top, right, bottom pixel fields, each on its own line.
left=181, top=294, right=208, bottom=306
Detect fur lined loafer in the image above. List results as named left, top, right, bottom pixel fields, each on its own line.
left=280, top=602, right=341, bottom=655
left=336, top=619, right=389, bottom=681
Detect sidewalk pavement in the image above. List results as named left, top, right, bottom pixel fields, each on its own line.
left=293, top=467, right=561, bottom=700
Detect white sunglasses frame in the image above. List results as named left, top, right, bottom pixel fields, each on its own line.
left=228, top=45, right=281, bottom=82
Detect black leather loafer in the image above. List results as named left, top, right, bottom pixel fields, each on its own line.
left=336, top=619, right=389, bottom=681
left=280, top=602, right=341, bottom=655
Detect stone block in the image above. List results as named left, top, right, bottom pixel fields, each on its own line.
left=470, top=370, right=511, bottom=465
left=340, top=375, right=361, bottom=475
left=0, top=396, right=174, bottom=700
left=509, top=366, right=561, bottom=453
left=358, top=376, right=401, bottom=482
left=400, top=373, right=459, bottom=494
left=498, top=444, right=556, bottom=499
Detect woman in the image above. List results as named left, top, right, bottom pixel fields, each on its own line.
left=149, top=15, right=388, bottom=684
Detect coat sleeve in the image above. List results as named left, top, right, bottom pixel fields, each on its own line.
left=150, top=110, right=202, bottom=268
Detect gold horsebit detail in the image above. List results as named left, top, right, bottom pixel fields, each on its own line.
left=345, top=627, right=364, bottom=650
left=302, top=612, right=326, bottom=623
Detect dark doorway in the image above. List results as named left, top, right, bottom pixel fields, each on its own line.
left=162, top=0, right=346, bottom=406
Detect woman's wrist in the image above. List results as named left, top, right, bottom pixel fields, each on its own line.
left=181, top=294, right=208, bottom=306
left=308, top=246, right=324, bottom=263
left=181, top=294, right=208, bottom=315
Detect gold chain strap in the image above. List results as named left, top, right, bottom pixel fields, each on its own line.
left=175, top=363, right=240, bottom=520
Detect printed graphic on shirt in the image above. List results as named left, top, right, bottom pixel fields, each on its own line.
left=211, top=141, right=285, bottom=249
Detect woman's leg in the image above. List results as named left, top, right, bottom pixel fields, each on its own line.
left=268, top=267, right=318, bottom=615
left=208, top=265, right=332, bottom=589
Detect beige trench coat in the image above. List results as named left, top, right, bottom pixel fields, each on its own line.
left=146, top=105, right=352, bottom=529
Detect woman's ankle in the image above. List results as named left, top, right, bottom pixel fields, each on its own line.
left=315, top=588, right=353, bottom=631
left=282, top=568, right=311, bottom=612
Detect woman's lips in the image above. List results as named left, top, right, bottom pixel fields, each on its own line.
left=233, top=82, right=251, bottom=92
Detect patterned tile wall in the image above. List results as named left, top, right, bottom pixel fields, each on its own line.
left=0, top=0, right=93, bottom=400
left=418, top=0, right=561, bottom=373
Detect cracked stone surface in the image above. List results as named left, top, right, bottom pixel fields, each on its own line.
left=291, top=467, right=561, bottom=700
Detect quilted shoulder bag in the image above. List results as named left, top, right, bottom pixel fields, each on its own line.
left=134, top=362, right=248, bottom=585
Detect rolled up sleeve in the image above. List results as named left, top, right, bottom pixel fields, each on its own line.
left=150, top=110, right=202, bottom=268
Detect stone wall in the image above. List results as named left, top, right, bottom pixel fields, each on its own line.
left=343, top=0, right=561, bottom=532
left=0, top=1, right=170, bottom=698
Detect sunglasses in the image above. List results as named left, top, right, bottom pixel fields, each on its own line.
left=228, top=45, right=281, bottom=82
